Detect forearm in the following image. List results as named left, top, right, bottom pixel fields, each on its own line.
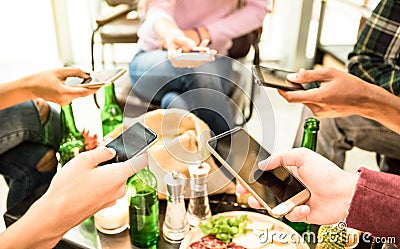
left=346, top=167, right=400, bottom=246
left=0, top=193, right=71, bottom=248
left=0, top=77, right=35, bottom=110
left=153, top=17, right=183, bottom=41
left=361, top=83, right=400, bottom=134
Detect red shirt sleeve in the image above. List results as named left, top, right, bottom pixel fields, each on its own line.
left=346, top=167, right=400, bottom=246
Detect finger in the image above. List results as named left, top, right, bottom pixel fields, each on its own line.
left=248, top=196, right=265, bottom=209
left=73, top=147, right=116, bottom=169
left=58, top=67, right=90, bottom=80
left=278, top=88, right=320, bottom=104
left=258, top=148, right=310, bottom=171
left=236, top=183, right=249, bottom=194
left=111, top=153, right=148, bottom=178
left=60, top=85, right=99, bottom=102
left=199, top=39, right=210, bottom=47
left=285, top=205, right=310, bottom=222
left=286, top=68, right=334, bottom=84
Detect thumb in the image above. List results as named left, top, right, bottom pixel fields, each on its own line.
left=286, top=69, right=331, bottom=84
left=285, top=205, right=310, bottom=222
left=258, top=148, right=311, bottom=171
left=108, top=153, right=149, bottom=179
left=72, top=147, right=116, bottom=169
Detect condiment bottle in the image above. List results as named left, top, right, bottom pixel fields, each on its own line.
left=186, top=162, right=211, bottom=227
left=163, top=170, right=188, bottom=243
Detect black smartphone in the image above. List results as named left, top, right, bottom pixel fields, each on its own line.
left=99, top=122, right=158, bottom=166
left=252, top=65, right=320, bottom=91
left=207, top=127, right=310, bottom=218
left=66, top=68, right=127, bottom=89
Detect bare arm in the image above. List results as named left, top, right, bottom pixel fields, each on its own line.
left=0, top=68, right=97, bottom=110
left=0, top=147, right=147, bottom=248
left=278, top=67, right=400, bottom=134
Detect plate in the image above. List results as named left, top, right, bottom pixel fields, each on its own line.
left=179, top=211, right=310, bottom=249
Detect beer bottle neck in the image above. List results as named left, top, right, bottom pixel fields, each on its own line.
left=104, top=83, right=118, bottom=106
left=301, top=118, right=320, bottom=152
left=61, top=104, right=80, bottom=136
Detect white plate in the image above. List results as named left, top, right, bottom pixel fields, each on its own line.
left=179, top=211, right=310, bottom=249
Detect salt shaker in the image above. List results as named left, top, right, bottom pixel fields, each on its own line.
left=163, top=171, right=189, bottom=243
left=186, top=162, right=211, bottom=227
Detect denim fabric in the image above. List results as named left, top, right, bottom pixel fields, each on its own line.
left=0, top=101, right=61, bottom=208
left=129, top=50, right=235, bottom=135
left=294, top=107, right=400, bottom=168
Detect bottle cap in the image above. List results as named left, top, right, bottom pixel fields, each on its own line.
left=304, top=117, right=320, bottom=131
left=188, top=162, right=210, bottom=185
left=164, top=170, right=186, bottom=197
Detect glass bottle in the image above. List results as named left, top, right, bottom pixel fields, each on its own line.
left=186, top=162, right=211, bottom=227
left=163, top=170, right=188, bottom=243
left=58, top=103, right=86, bottom=166
left=101, top=83, right=123, bottom=137
left=284, top=118, right=319, bottom=236
left=127, top=166, right=160, bottom=247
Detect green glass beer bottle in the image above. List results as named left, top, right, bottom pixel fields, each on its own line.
left=127, top=166, right=160, bottom=247
left=58, top=103, right=86, bottom=166
left=101, top=83, right=123, bottom=137
left=284, top=117, right=319, bottom=236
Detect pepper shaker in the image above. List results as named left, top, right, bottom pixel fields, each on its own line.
left=186, top=162, right=211, bottom=227
left=163, top=170, right=189, bottom=243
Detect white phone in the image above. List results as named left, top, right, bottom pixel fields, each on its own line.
left=207, top=127, right=311, bottom=218
left=67, top=68, right=127, bottom=89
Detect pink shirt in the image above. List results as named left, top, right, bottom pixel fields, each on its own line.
left=138, top=0, right=270, bottom=55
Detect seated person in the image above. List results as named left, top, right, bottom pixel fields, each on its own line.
left=239, top=68, right=400, bottom=244
left=292, top=0, right=400, bottom=168
left=129, top=0, right=269, bottom=135
left=0, top=68, right=97, bottom=209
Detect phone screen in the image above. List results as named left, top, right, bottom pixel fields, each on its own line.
left=99, top=122, right=157, bottom=166
left=208, top=128, right=307, bottom=208
left=252, top=65, right=320, bottom=91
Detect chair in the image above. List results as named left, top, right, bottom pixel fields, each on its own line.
left=90, top=0, right=142, bottom=71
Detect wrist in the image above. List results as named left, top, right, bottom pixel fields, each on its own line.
left=342, top=171, right=360, bottom=221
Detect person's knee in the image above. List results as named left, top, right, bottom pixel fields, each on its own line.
left=36, top=149, right=57, bottom=172
left=33, top=98, right=50, bottom=125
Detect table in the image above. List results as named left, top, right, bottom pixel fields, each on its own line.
left=4, top=185, right=291, bottom=249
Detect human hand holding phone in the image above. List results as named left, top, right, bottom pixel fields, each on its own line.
left=252, top=65, right=321, bottom=91
left=66, top=68, right=127, bottom=89
left=237, top=148, right=359, bottom=225
left=207, top=128, right=311, bottom=218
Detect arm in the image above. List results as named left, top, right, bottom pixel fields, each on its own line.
left=347, top=0, right=400, bottom=95
left=278, top=67, right=400, bottom=134
left=0, top=147, right=148, bottom=248
left=237, top=148, right=400, bottom=244
left=0, top=68, right=97, bottom=110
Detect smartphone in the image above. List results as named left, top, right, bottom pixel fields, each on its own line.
left=98, top=122, right=158, bottom=166
left=252, top=65, right=320, bottom=91
left=67, top=68, right=127, bottom=89
left=206, top=127, right=311, bottom=218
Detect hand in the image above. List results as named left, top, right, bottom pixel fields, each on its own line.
left=278, top=67, right=385, bottom=118
left=81, top=129, right=99, bottom=151
left=26, top=68, right=100, bottom=105
left=237, top=148, right=358, bottom=225
left=43, top=147, right=148, bottom=229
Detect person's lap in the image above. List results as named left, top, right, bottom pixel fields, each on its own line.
left=294, top=107, right=400, bottom=168
left=0, top=100, right=61, bottom=208
left=129, top=50, right=235, bottom=134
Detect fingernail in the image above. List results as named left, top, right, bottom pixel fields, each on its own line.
left=287, top=73, right=298, bottom=81
left=258, top=158, right=269, bottom=169
left=84, top=72, right=91, bottom=76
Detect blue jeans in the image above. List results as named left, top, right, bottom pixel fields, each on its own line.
left=294, top=107, right=400, bottom=168
left=129, top=50, right=235, bottom=135
left=0, top=101, right=61, bottom=208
